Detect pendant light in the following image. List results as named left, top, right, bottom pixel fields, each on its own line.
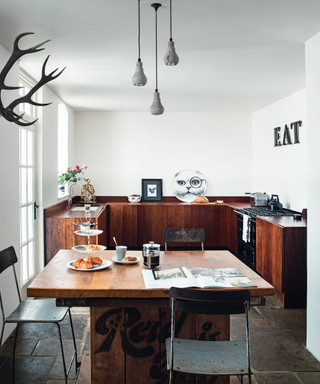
left=132, top=0, right=147, bottom=86
left=164, top=0, right=179, bottom=66
left=150, top=3, right=164, bottom=115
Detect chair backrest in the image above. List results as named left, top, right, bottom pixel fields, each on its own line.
left=0, top=246, right=18, bottom=274
left=0, top=246, right=21, bottom=304
left=169, top=287, right=250, bottom=316
left=163, top=228, right=205, bottom=251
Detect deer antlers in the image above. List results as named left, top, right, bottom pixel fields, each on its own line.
left=0, top=32, right=65, bottom=126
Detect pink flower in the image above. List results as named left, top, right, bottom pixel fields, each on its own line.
left=82, top=165, right=87, bottom=170
left=74, top=165, right=80, bottom=171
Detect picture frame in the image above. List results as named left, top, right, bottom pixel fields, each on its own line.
left=141, top=179, right=163, bottom=202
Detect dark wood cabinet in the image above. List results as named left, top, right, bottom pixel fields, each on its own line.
left=256, top=217, right=307, bottom=308
left=225, top=205, right=238, bottom=255
left=108, top=203, right=139, bottom=247
left=107, top=202, right=229, bottom=250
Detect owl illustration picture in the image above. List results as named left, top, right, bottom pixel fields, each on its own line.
left=172, top=169, right=207, bottom=202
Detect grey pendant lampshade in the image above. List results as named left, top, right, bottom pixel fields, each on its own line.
left=132, top=60, right=147, bottom=86
left=150, top=3, right=164, bottom=115
left=132, top=0, right=147, bottom=86
left=150, top=90, right=164, bottom=115
left=164, top=0, right=179, bottom=66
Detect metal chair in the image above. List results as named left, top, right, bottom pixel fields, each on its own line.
left=163, top=228, right=205, bottom=251
left=166, top=287, right=252, bottom=384
left=0, top=246, right=79, bottom=383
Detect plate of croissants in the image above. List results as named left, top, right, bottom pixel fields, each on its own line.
left=67, top=255, right=112, bottom=271
left=72, top=245, right=106, bottom=253
left=112, top=255, right=140, bottom=264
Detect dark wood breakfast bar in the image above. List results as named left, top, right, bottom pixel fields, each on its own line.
left=27, top=249, right=274, bottom=384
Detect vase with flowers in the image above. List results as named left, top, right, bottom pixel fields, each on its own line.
left=58, top=165, right=88, bottom=208
left=58, top=164, right=88, bottom=185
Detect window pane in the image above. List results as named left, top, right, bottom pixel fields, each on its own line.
left=20, top=128, right=27, bottom=165
left=20, top=168, right=27, bottom=205
left=21, top=206, right=27, bottom=244
left=28, top=241, right=34, bottom=277
left=28, top=168, right=33, bottom=202
left=28, top=204, right=33, bottom=240
left=27, top=130, right=33, bottom=165
left=22, top=245, right=28, bottom=284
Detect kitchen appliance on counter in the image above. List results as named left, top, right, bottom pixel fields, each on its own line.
left=142, top=241, right=161, bottom=269
left=234, top=206, right=299, bottom=271
left=246, top=192, right=269, bottom=207
left=268, top=194, right=283, bottom=211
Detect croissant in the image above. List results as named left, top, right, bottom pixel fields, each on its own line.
left=84, top=245, right=101, bottom=251
left=79, top=260, right=94, bottom=269
left=73, top=258, right=83, bottom=268
left=85, top=255, right=102, bottom=264
left=73, top=258, right=94, bottom=269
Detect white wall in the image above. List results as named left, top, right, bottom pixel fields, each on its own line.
left=40, top=87, right=75, bottom=209
left=0, top=44, right=20, bottom=343
left=75, top=112, right=253, bottom=197
left=306, top=31, right=320, bottom=361
left=252, top=89, right=307, bottom=212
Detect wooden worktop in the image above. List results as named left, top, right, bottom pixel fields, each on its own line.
left=27, top=249, right=275, bottom=299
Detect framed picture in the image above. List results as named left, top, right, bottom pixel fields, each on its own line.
left=141, top=179, right=163, bottom=202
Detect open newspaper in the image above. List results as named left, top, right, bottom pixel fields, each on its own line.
left=142, top=267, right=256, bottom=289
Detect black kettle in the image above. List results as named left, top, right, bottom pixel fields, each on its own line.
left=268, top=195, right=283, bottom=211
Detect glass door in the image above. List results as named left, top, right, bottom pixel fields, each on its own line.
left=19, top=125, right=37, bottom=287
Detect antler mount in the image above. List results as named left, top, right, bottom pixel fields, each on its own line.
left=0, top=32, right=65, bottom=126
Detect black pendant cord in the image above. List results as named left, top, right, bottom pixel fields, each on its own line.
left=151, top=3, right=161, bottom=91
left=169, top=0, right=173, bottom=41
left=155, top=5, right=158, bottom=91
left=138, top=0, right=141, bottom=61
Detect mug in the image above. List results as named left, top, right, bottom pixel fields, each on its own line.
left=116, top=246, right=127, bottom=261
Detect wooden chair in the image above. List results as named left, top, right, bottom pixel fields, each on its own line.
left=0, top=246, right=79, bottom=384
left=163, top=228, right=205, bottom=251
left=166, top=287, right=252, bottom=384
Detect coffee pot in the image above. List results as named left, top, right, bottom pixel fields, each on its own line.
left=268, top=194, right=283, bottom=211
left=142, top=241, right=160, bottom=269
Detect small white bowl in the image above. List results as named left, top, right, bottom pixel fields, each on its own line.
left=217, top=200, right=224, bottom=204
left=128, top=195, right=141, bottom=203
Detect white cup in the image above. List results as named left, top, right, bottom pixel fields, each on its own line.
left=116, top=246, right=127, bottom=261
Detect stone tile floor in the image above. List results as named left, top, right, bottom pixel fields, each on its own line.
left=0, top=297, right=319, bottom=383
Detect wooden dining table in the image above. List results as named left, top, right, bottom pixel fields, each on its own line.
left=27, top=249, right=274, bottom=384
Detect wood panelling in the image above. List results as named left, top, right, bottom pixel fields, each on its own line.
left=225, top=206, right=238, bottom=255
left=139, top=204, right=168, bottom=246
left=108, top=204, right=139, bottom=247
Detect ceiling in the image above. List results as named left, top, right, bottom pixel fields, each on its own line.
left=0, top=0, right=320, bottom=114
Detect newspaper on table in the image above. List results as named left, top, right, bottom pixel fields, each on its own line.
left=142, top=267, right=256, bottom=289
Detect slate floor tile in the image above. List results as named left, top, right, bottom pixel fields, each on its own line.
left=296, top=371, right=320, bottom=383
left=256, top=306, right=306, bottom=331
left=253, top=372, right=302, bottom=384
left=32, top=339, right=81, bottom=356
left=47, top=354, right=77, bottom=380
left=0, top=338, right=37, bottom=356
left=251, top=330, right=320, bottom=371
left=0, top=355, right=55, bottom=384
